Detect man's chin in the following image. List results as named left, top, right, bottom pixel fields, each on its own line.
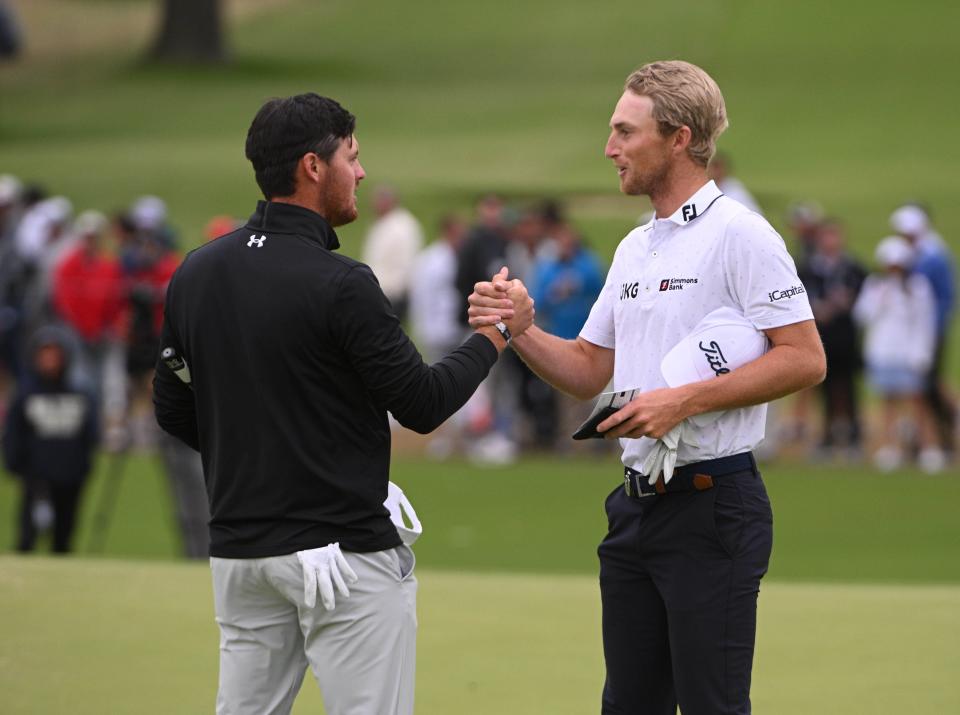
left=330, top=207, right=359, bottom=228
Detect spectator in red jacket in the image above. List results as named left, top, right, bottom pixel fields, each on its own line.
left=52, top=210, right=123, bottom=400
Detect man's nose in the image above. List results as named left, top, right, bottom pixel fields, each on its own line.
left=604, top=136, right=618, bottom=158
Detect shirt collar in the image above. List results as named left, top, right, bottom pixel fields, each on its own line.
left=246, top=201, right=341, bottom=251
left=662, top=180, right=724, bottom=226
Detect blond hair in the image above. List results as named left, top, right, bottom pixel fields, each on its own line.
left=625, top=61, right=728, bottom=167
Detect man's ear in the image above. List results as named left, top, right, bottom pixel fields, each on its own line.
left=672, top=126, right=692, bottom=155
left=301, top=152, right=326, bottom=185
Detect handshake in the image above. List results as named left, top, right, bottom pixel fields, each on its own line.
left=467, top=266, right=536, bottom=341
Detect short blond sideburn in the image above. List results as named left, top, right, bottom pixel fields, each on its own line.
left=625, top=61, right=728, bottom=167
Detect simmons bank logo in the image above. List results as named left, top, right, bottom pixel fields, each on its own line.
left=659, top=277, right=698, bottom=292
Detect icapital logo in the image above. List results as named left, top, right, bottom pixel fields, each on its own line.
left=768, top=285, right=806, bottom=302
left=659, top=277, right=699, bottom=292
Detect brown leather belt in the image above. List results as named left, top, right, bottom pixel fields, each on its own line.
left=623, top=452, right=757, bottom=499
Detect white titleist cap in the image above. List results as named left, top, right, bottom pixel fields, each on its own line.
left=661, top=306, right=769, bottom=426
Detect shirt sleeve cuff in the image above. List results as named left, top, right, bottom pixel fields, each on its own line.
left=464, top=331, right=500, bottom=366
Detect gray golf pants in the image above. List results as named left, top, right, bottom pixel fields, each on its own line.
left=211, top=546, right=417, bottom=715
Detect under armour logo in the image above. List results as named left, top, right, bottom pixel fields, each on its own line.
left=681, top=204, right=698, bottom=222
left=247, top=234, right=266, bottom=248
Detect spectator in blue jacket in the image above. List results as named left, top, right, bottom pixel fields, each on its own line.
left=529, top=225, right=605, bottom=340
left=528, top=225, right=605, bottom=446
left=3, top=325, right=98, bottom=553
left=891, top=204, right=956, bottom=456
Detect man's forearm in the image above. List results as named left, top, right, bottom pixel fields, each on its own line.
left=510, top=326, right=611, bottom=400
left=677, top=342, right=825, bottom=419
left=597, top=319, right=826, bottom=440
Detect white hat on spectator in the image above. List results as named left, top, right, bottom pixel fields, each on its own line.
left=661, top=306, right=770, bottom=427
left=0, top=174, right=22, bottom=205
left=15, top=196, right=73, bottom=261
left=875, top=235, right=914, bottom=268
left=889, top=205, right=928, bottom=237
left=42, top=196, right=73, bottom=225
left=74, top=210, right=108, bottom=236
left=131, top=195, right=167, bottom=230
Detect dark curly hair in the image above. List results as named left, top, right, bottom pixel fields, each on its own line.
left=245, top=93, right=356, bottom=199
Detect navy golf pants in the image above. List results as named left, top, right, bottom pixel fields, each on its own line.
left=598, top=467, right=773, bottom=714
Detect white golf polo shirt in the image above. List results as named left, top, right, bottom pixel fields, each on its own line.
left=579, top=180, right=813, bottom=471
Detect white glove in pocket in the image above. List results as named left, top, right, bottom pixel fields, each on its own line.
left=296, top=542, right=358, bottom=610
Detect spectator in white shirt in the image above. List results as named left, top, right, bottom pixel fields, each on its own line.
left=410, top=215, right=466, bottom=363
left=853, top=236, right=942, bottom=472
left=362, top=186, right=423, bottom=322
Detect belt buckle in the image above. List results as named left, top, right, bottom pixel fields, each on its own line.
left=625, top=469, right=658, bottom=499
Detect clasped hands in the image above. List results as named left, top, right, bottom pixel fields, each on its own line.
left=469, top=266, right=691, bottom=476
left=467, top=266, right=535, bottom=339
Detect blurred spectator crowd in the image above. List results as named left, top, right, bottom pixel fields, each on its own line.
left=716, top=156, right=956, bottom=473
left=0, top=159, right=955, bottom=554
left=367, top=187, right=608, bottom=464
left=784, top=199, right=956, bottom=474
left=0, top=174, right=212, bottom=556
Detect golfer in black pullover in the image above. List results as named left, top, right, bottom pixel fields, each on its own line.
left=153, top=94, right=533, bottom=715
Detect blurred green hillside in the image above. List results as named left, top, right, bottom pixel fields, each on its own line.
left=2, top=0, right=958, bottom=252
left=2, top=0, right=958, bottom=368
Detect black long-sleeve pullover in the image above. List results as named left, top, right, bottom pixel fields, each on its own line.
left=154, top=201, right=498, bottom=558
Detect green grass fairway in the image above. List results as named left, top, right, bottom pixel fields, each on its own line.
left=3, top=454, right=959, bottom=583
left=0, top=557, right=957, bottom=714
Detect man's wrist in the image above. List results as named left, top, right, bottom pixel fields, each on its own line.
left=494, top=321, right=512, bottom=345
left=476, top=325, right=508, bottom=351
left=674, top=381, right=704, bottom=421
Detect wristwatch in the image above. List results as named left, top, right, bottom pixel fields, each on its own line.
left=494, top=321, right=512, bottom=345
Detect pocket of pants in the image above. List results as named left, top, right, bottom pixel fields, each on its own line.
left=710, top=478, right=745, bottom=558
left=603, top=483, right=622, bottom=519
left=394, top=544, right=416, bottom=582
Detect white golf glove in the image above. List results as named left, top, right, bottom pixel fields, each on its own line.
left=641, top=422, right=684, bottom=486
left=384, top=481, right=422, bottom=545
left=295, top=543, right=359, bottom=610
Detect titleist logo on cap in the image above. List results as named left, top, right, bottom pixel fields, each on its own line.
left=698, top=340, right=730, bottom=376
